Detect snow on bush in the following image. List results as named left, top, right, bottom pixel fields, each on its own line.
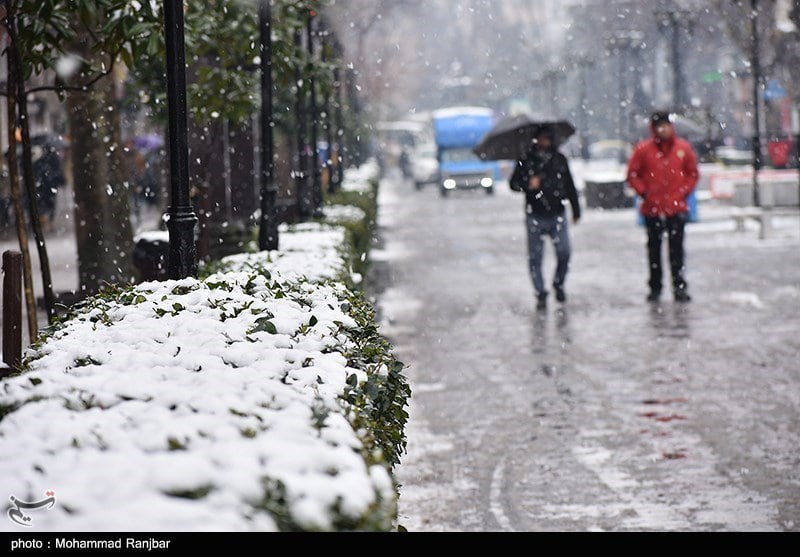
left=0, top=223, right=409, bottom=532
left=322, top=204, right=367, bottom=224
left=340, top=160, right=379, bottom=194
left=218, top=223, right=349, bottom=283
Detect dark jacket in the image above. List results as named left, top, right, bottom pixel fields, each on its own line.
left=33, top=148, right=65, bottom=214
left=510, top=148, right=581, bottom=219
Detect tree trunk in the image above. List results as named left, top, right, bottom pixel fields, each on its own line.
left=5, top=14, right=57, bottom=323
left=104, top=80, right=136, bottom=284
left=66, top=36, right=134, bottom=296
left=6, top=47, right=38, bottom=342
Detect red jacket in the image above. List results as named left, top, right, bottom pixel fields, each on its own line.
left=626, top=134, right=699, bottom=217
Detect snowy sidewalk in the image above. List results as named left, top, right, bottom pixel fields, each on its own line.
left=375, top=174, right=800, bottom=531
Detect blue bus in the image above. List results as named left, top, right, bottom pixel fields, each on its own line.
left=432, top=107, right=503, bottom=197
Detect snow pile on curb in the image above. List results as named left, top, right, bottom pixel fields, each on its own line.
left=0, top=223, right=408, bottom=532
left=133, top=230, right=169, bottom=243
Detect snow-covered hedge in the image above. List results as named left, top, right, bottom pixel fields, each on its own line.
left=207, top=161, right=380, bottom=290
left=218, top=223, right=352, bottom=284
left=0, top=217, right=409, bottom=531
left=320, top=163, right=381, bottom=287
left=339, top=160, right=380, bottom=195
left=322, top=204, right=367, bottom=224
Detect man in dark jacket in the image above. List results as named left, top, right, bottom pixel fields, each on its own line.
left=627, top=111, right=699, bottom=303
left=510, top=127, right=581, bottom=310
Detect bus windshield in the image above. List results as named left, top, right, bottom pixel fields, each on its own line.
left=440, top=148, right=481, bottom=164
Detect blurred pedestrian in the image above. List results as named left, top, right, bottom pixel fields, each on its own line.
left=124, top=139, right=161, bottom=216
left=32, top=141, right=66, bottom=230
left=626, top=111, right=699, bottom=303
left=399, top=146, right=411, bottom=180
left=0, top=165, right=11, bottom=231
left=510, top=126, right=581, bottom=310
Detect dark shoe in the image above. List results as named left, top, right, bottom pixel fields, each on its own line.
left=646, top=290, right=661, bottom=302
left=674, top=290, right=691, bottom=303
left=536, top=294, right=548, bottom=311
left=554, top=286, right=566, bottom=303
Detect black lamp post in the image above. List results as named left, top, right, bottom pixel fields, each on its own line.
left=333, top=63, right=345, bottom=189
left=319, top=18, right=336, bottom=195
left=163, top=0, right=198, bottom=279
left=258, top=0, right=278, bottom=251
left=294, top=28, right=312, bottom=220
left=345, top=67, right=362, bottom=165
left=750, top=0, right=762, bottom=207
left=308, top=11, right=323, bottom=217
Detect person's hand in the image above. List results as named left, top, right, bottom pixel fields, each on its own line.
left=573, top=216, right=580, bottom=225
left=528, top=176, right=541, bottom=190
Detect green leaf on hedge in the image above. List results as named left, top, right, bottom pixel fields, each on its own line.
left=250, top=317, right=277, bottom=334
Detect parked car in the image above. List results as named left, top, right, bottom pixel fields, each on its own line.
left=589, top=139, right=633, bottom=162
left=714, top=145, right=752, bottom=166
left=412, top=143, right=439, bottom=190
left=714, top=136, right=753, bottom=166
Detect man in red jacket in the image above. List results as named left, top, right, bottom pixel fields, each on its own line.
left=626, top=111, right=699, bottom=302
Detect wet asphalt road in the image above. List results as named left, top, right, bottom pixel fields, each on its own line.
left=371, top=174, right=800, bottom=532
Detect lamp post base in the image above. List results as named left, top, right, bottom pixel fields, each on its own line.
left=167, top=208, right=198, bottom=279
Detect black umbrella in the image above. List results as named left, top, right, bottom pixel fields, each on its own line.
left=473, top=114, right=575, bottom=161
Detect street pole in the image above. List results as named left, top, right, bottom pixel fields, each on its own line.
left=751, top=0, right=762, bottom=207
left=163, top=0, right=198, bottom=279
left=604, top=34, right=624, bottom=144
left=544, top=68, right=558, bottom=116
left=670, top=13, right=684, bottom=110
left=294, top=28, right=311, bottom=220
left=308, top=12, right=323, bottom=218
left=606, top=31, right=643, bottom=160
left=259, top=0, right=278, bottom=251
left=618, top=47, right=626, bottom=145
left=794, top=107, right=800, bottom=208
left=657, top=10, right=690, bottom=112
left=345, top=67, right=362, bottom=165
left=796, top=129, right=800, bottom=209
left=333, top=64, right=345, bottom=189
left=320, top=19, right=336, bottom=194
left=578, top=57, right=591, bottom=161
left=630, top=41, right=649, bottom=117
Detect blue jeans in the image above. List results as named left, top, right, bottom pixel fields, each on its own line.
left=526, top=212, right=571, bottom=297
